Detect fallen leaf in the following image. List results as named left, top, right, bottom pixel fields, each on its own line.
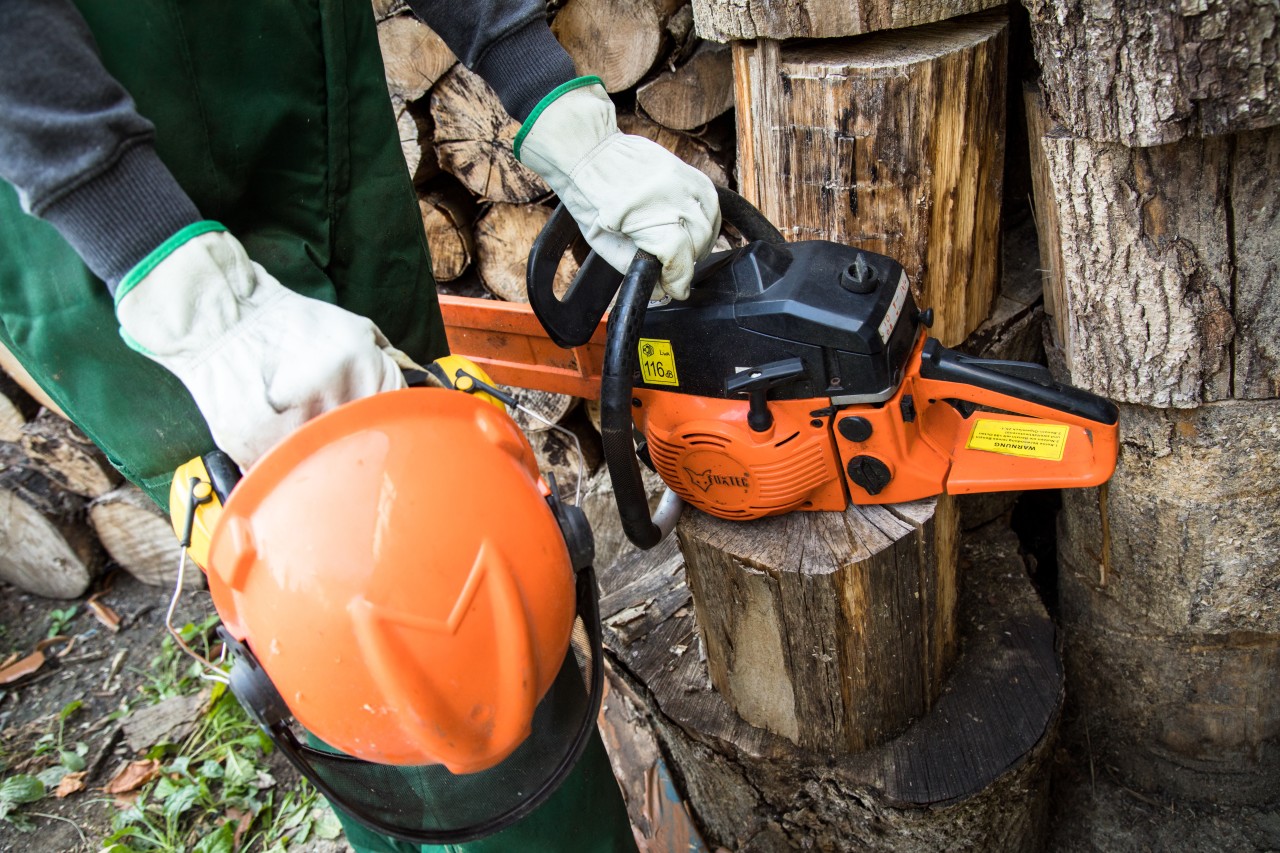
left=0, top=651, right=18, bottom=670
left=87, top=596, right=122, bottom=632
left=0, top=650, right=45, bottom=685
left=222, top=806, right=254, bottom=849
left=54, top=771, right=87, bottom=798
left=103, top=759, right=161, bottom=794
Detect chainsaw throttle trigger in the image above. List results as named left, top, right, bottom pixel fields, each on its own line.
left=725, top=358, right=807, bottom=432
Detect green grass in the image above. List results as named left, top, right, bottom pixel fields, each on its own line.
left=1, top=615, right=342, bottom=851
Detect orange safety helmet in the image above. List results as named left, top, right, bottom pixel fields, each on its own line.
left=180, top=382, right=603, bottom=844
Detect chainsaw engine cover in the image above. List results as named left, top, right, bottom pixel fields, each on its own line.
left=636, top=240, right=921, bottom=404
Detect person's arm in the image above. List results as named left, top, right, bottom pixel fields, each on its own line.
left=407, top=0, right=721, bottom=300
left=405, top=0, right=575, bottom=122
left=0, top=0, right=407, bottom=469
left=0, top=0, right=201, bottom=293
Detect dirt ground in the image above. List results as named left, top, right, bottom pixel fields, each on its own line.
left=3, top=546, right=1279, bottom=852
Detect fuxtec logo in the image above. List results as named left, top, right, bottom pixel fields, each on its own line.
left=683, top=466, right=750, bottom=493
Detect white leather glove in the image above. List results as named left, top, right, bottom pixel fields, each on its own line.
left=115, top=223, right=409, bottom=469
left=515, top=78, right=721, bottom=300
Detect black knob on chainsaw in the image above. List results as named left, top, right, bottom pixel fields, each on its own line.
left=847, top=455, right=893, bottom=496
left=840, top=253, right=879, bottom=295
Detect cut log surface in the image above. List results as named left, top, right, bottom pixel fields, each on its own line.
left=418, top=185, right=475, bottom=282
left=501, top=385, right=577, bottom=434
left=19, top=409, right=121, bottom=499
left=474, top=202, right=579, bottom=302
left=89, top=485, right=199, bottom=589
left=691, top=0, right=1004, bottom=41
left=552, top=0, right=665, bottom=93
left=1023, top=0, right=1280, bottom=147
left=734, top=12, right=1008, bottom=347
left=394, top=97, right=439, bottom=186
left=0, top=452, right=101, bottom=600
left=599, top=518, right=1060, bottom=850
left=616, top=113, right=730, bottom=187
left=376, top=14, right=456, bottom=102
left=636, top=41, right=734, bottom=130
left=0, top=340, right=65, bottom=418
left=430, top=65, right=548, bottom=203
left=1027, top=86, right=1279, bottom=406
left=1055, top=399, right=1280, bottom=804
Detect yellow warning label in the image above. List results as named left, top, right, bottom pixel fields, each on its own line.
left=966, top=419, right=1070, bottom=461
left=638, top=338, right=679, bottom=387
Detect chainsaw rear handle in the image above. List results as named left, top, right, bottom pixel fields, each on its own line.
left=917, top=340, right=1119, bottom=427
left=528, top=186, right=786, bottom=349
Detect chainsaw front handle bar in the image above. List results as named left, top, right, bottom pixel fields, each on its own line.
left=529, top=187, right=785, bottom=549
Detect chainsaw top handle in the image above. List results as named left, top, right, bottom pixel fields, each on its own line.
left=528, top=188, right=786, bottom=549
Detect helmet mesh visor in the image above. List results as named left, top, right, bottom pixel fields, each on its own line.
left=272, top=572, right=601, bottom=845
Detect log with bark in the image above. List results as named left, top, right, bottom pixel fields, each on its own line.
left=1026, top=85, right=1280, bottom=405
left=733, top=10, right=1009, bottom=347
left=18, top=409, right=121, bottom=500
left=552, top=0, right=669, bottom=93
left=690, top=0, right=1004, bottom=41
left=636, top=41, right=734, bottom=131
left=1022, top=0, right=1280, bottom=147
left=599, top=512, right=1061, bottom=850
left=418, top=180, right=476, bottom=283
left=0, top=445, right=103, bottom=599
left=89, top=484, right=200, bottom=589
left=376, top=13, right=456, bottom=102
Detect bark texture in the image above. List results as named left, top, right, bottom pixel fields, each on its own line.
left=734, top=11, right=1008, bottom=346
left=1027, top=86, right=1280, bottom=406
left=1023, top=0, right=1280, bottom=147
left=1057, top=400, right=1280, bottom=803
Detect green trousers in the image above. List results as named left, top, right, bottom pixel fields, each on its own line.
left=0, top=3, right=637, bottom=851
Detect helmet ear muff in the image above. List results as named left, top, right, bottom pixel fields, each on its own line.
left=219, top=628, right=290, bottom=729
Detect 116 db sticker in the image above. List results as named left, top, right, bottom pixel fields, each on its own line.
left=639, top=338, right=679, bottom=386
left=966, top=419, right=1069, bottom=461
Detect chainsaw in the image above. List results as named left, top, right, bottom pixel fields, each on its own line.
left=442, top=187, right=1118, bottom=550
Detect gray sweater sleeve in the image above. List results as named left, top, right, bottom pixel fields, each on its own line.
left=0, top=0, right=573, bottom=292
left=0, top=0, right=201, bottom=291
left=406, top=0, right=577, bottom=121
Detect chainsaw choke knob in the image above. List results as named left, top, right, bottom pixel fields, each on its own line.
left=840, top=253, right=878, bottom=294
left=847, top=455, right=893, bottom=496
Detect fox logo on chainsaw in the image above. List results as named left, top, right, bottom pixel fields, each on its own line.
left=684, top=467, right=750, bottom=493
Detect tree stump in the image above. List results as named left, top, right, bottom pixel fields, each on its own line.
left=733, top=11, right=1008, bottom=346
left=677, top=499, right=958, bottom=752
left=1056, top=401, right=1280, bottom=804
left=690, top=0, right=1004, bottom=41
left=599, top=511, right=1061, bottom=850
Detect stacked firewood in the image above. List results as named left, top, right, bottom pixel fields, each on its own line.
left=374, top=0, right=734, bottom=303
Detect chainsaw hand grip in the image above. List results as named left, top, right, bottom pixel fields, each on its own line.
left=918, top=339, right=1119, bottom=426
left=527, top=186, right=786, bottom=349
left=600, top=251, right=665, bottom=549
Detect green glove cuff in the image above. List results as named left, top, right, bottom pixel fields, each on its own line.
left=513, top=75, right=606, bottom=162
left=114, top=220, right=227, bottom=307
